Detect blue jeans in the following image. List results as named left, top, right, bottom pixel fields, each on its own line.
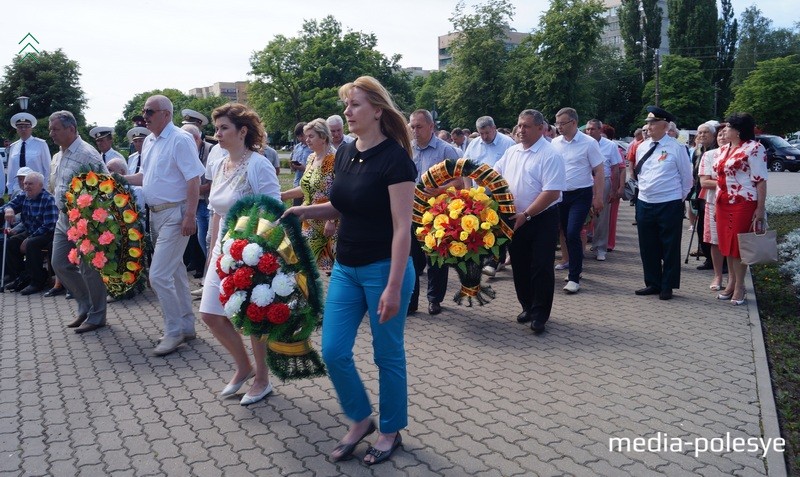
left=322, top=257, right=415, bottom=433
left=196, top=199, right=210, bottom=257
left=559, top=187, right=593, bottom=283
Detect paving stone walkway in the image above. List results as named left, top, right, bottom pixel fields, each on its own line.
left=0, top=204, right=785, bottom=476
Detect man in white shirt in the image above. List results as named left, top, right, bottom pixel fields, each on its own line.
left=584, top=119, right=622, bottom=261
left=327, top=115, right=355, bottom=150
left=450, top=128, right=469, bottom=153
left=125, top=126, right=149, bottom=174
left=494, top=109, right=565, bottom=334
left=126, top=95, right=206, bottom=356
left=463, top=116, right=516, bottom=168
left=633, top=106, right=693, bottom=300
left=89, top=127, right=125, bottom=164
left=6, top=113, right=51, bottom=196
left=550, top=107, right=605, bottom=294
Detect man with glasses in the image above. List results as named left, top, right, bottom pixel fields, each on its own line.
left=551, top=108, right=604, bottom=294
left=126, top=95, right=205, bottom=356
left=48, top=111, right=109, bottom=334
left=6, top=113, right=50, bottom=196
left=633, top=106, right=693, bottom=300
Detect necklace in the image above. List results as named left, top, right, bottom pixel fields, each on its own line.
left=223, top=151, right=250, bottom=178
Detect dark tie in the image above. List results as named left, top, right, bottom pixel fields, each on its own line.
left=19, top=141, right=26, bottom=167
left=634, top=141, right=659, bottom=179
left=103, top=152, right=107, bottom=163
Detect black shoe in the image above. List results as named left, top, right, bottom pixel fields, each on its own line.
left=66, top=314, right=88, bottom=328
left=516, top=311, right=532, bottom=323
left=696, top=261, right=713, bottom=270
left=531, top=320, right=546, bottom=334
left=659, top=289, right=673, bottom=300
left=43, top=286, right=66, bottom=297
left=635, top=286, right=660, bottom=296
left=65, top=291, right=74, bottom=299
left=20, top=284, right=44, bottom=296
left=428, top=302, right=442, bottom=315
left=193, top=270, right=204, bottom=279
left=407, top=305, right=418, bottom=316
left=75, top=322, right=105, bottom=334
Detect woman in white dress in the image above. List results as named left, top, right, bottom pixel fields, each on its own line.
left=199, top=103, right=281, bottom=405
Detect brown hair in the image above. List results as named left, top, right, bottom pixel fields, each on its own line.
left=211, top=103, right=266, bottom=151
left=338, top=76, right=412, bottom=158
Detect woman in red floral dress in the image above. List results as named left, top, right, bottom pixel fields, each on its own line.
left=714, top=113, right=768, bottom=305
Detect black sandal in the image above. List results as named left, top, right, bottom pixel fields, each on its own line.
left=364, top=432, right=402, bottom=466
left=330, top=420, right=376, bottom=462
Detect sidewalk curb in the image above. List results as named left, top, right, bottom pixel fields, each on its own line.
left=746, top=268, right=788, bottom=477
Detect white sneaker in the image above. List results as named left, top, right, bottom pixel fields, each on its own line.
left=554, top=262, right=569, bottom=270
left=191, top=288, right=203, bottom=297
left=482, top=265, right=496, bottom=277
left=563, top=281, right=580, bottom=293
left=596, top=251, right=606, bottom=261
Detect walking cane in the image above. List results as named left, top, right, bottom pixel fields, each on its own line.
left=1, top=219, right=8, bottom=293
left=684, top=215, right=697, bottom=264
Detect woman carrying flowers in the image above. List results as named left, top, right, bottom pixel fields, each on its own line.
left=280, top=118, right=337, bottom=271
left=284, top=76, right=416, bottom=465
left=198, top=103, right=281, bottom=405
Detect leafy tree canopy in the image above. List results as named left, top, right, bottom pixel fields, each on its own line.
left=727, top=55, right=800, bottom=136
left=249, top=16, right=411, bottom=141
left=0, top=49, right=87, bottom=148
left=642, top=55, right=713, bottom=128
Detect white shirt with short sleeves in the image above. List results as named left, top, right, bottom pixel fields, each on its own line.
left=551, top=131, right=604, bottom=191
left=141, top=123, right=206, bottom=206
left=598, top=137, right=622, bottom=178
left=636, top=135, right=694, bottom=204
left=6, top=137, right=51, bottom=194
left=494, top=137, right=565, bottom=213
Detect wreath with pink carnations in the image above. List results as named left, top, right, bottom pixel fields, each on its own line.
left=62, top=166, right=146, bottom=297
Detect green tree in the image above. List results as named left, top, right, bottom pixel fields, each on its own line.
left=733, top=7, right=800, bottom=86
left=727, top=55, right=800, bottom=136
left=440, top=0, right=517, bottom=127
left=618, top=0, right=663, bottom=83
left=584, top=48, right=644, bottom=136
left=0, top=49, right=87, bottom=146
left=642, top=55, right=713, bottom=128
left=410, top=71, right=449, bottom=127
left=714, top=0, right=737, bottom=116
left=249, top=16, right=411, bottom=136
left=667, top=0, right=718, bottom=74
left=511, top=0, right=607, bottom=118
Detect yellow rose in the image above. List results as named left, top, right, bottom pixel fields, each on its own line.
left=474, top=192, right=490, bottom=204
left=459, top=231, right=469, bottom=241
left=424, top=234, right=437, bottom=249
left=447, top=199, right=465, bottom=216
left=434, top=229, right=445, bottom=239
left=433, top=214, right=449, bottom=230
left=481, top=221, right=492, bottom=230
left=481, top=208, right=500, bottom=226
left=461, top=214, right=480, bottom=233
left=449, top=241, right=468, bottom=258
left=483, top=232, right=496, bottom=248
left=428, top=197, right=437, bottom=206
left=422, top=211, right=434, bottom=225
left=416, top=226, right=426, bottom=237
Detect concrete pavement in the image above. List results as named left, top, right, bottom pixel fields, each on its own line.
left=0, top=203, right=786, bottom=476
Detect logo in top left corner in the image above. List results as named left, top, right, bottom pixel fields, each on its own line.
left=18, top=33, right=40, bottom=63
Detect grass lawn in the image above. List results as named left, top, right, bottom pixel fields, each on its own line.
left=751, top=212, right=800, bottom=474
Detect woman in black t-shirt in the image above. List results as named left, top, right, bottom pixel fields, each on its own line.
left=283, top=76, right=416, bottom=466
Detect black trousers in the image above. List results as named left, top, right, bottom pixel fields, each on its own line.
left=409, top=233, right=449, bottom=308
left=7, top=231, right=53, bottom=286
left=508, top=206, right=559, bottom=323
left=636, top=199, right=683, bottom=290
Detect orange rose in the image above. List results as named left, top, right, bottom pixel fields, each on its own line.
left=113, top=194, right=130, bottom=207
left=99, top=179, right=114, bottom=194
left=85, top=171, right=99, bottom=187
left=123, top=210, right=138, bottom=224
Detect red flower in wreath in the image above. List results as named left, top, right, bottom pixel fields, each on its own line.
left=257, top=253, right=280, bottom=275
left=232, top=266, right=255, bottom=289
left=246, top=303, right=269, bottom=322
left=220, top=276, right=235, bottom=299
left=266, top=302, right=290, bottom=324
left=229, top=239, right=248, bottom=261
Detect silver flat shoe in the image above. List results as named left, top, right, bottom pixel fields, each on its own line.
left=220, top=370, right=255, bottom=397
left=240, top=382, right=273, bottom=405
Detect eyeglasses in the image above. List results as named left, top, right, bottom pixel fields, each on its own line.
left=555, top=119, right=574, bottom=127
left=141, top=108, right=166, bottom=116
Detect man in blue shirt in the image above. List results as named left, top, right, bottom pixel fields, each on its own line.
left=409, top=109, right=462, bottom=315
left=2, top=171, right=58, bottom=295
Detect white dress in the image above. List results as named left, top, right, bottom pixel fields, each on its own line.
left=199, top=151, right=281, bottom=316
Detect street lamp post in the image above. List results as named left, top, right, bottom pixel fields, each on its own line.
left=17, top=96, right=30, bottom=110
left=635, top=42, right=660, bottom=107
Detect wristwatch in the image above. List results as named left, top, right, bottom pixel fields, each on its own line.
left=523, top=212, right=532, bottom=221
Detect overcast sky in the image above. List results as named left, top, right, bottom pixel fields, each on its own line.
left=1, top=0, right=794, bottom=127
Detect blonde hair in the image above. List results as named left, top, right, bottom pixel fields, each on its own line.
left=338, top=76, right=412, bottom=158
